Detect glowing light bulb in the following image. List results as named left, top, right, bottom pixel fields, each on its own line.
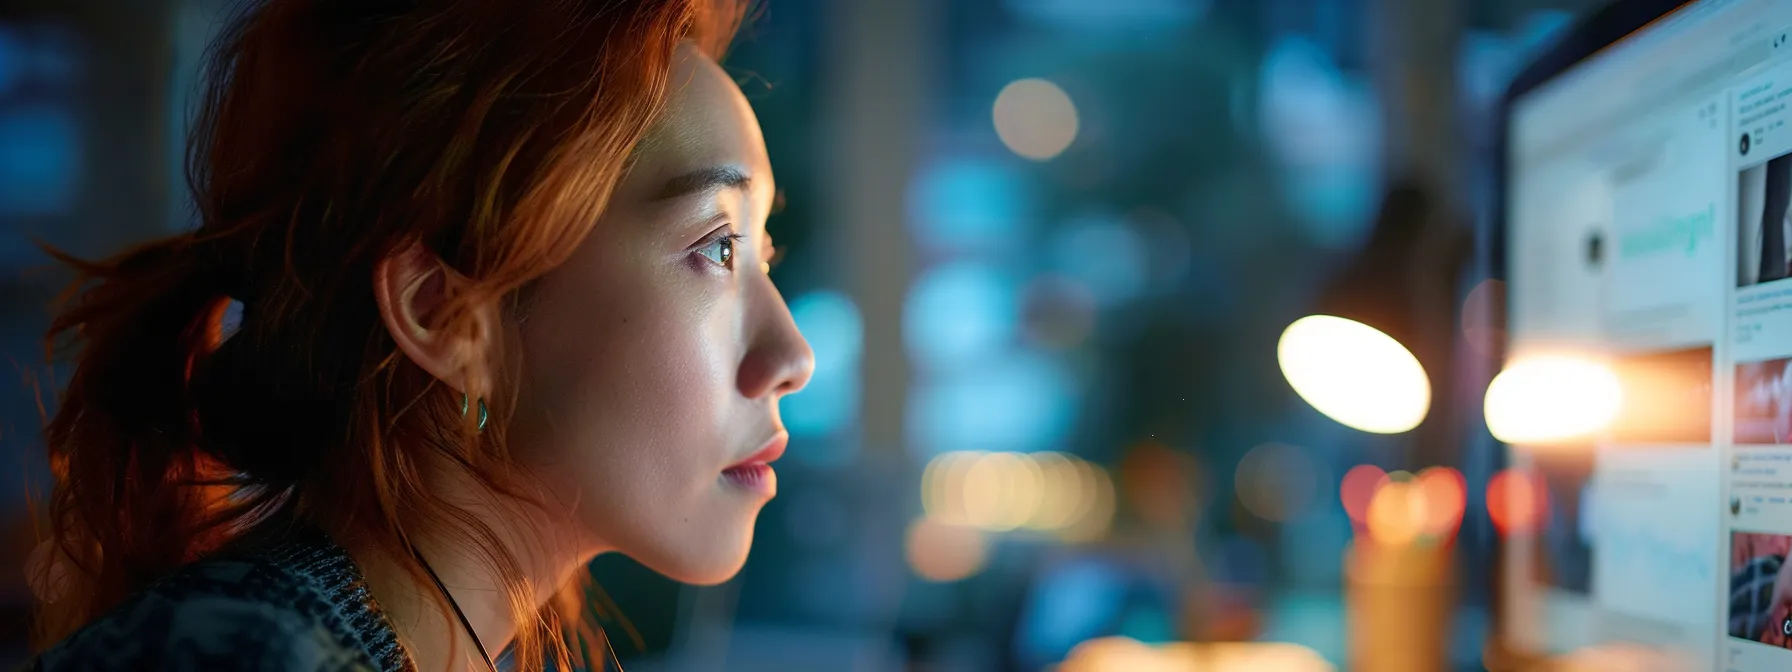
left=1278, top=315, right=1429, bottom=434
left=1485, top=355, right=1621, bottom=444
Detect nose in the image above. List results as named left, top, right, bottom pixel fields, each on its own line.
left=738, top=273, right=815, bottom=400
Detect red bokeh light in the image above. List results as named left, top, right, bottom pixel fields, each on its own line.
left=1486, top=468, right=1549, bottom=536
left=1340, top=464, right=1390, bottom=529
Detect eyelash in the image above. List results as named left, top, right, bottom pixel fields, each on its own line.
left=695, top=232, right=786, bottom=275
left=696, top=232, right=746, bottom=270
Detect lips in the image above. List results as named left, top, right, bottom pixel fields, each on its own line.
left=727, top=432, right=787, bottom=470
left=722, top=432, right=786, bottom=496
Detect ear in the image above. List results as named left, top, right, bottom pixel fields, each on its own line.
left=373, top=241, right=494, bottom=396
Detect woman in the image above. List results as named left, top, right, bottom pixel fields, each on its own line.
left=23, top=0, right=812, bottom=669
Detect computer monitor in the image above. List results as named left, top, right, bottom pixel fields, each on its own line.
left=1501, top=0, right=1792, bottom=668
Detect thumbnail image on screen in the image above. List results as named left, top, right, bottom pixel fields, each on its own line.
left=1609, top=346, right=1715, bottom=445
left=1737, top=358, right=1792, bottom=444
left=1731, top=532, right=1792, bottom=648
left=1739, top=152, right=1792, bottom=288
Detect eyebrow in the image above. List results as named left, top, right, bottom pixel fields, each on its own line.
left=651, top=165, right=751, bottom=201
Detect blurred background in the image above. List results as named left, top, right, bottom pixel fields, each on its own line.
left=0, top=0, right=1613, bottom=669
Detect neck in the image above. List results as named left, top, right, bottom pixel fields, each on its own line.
left=346, top=468, right=606, bottom=672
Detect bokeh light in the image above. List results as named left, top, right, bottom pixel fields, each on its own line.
left=1058, top=636, right=1163, bottom=672
left=1365, top=481, right=1429, bottom=546
left=1549, top=644, right=1697, bottom=672
left=922, top=450, right=1112, bottom=537
left=1236, top=442, right=1319, bottom=522
left=906, top=156, right=1028, bottom=252
left=1258, top=34, right=1380, bottom=249
left=787, top=290, right=864, bottom=373
left=905, top=517, right=989, bottom=582
left=783, top=291, right=863, bottom=441
left=1278, top=315, right=1430, bottom=434
left=922, top=450, right=978, bottom=524
left=908, top=352, right=1077, bottom=455
left=1012, top=558, right=1131, bottom=668
left=960, top=452, right=1014, bottom=529
left=1119, top=440, right=1200, bottom=529
left=1059, top=461, right=1116, bottom=543
left=1415, top=467, right=1467, bottom=538
left=1340, top=464, right=1389, bottom=527
left=1484, top=355, right=1621, bottom=445
left=903, top=262, right=1020, bottom=370
left=1025, top=452, right=1085, bottom=530
left=1060, top=637, right=1336, bottom=672
left=963, top=451, right=1045, bottom=531
left=993, top=78, right=1079, bottom=161
left=1486, top=468, right=1549, bottom=536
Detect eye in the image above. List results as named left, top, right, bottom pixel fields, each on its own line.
left=696, top=233, right=742, bottom=269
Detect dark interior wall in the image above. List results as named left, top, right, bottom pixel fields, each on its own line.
left=0, top=0, right=177, bottom=662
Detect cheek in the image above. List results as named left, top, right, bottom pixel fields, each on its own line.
left=512, top=261, right=743, bottom=528
left=525, top=283, right=733, bottom=449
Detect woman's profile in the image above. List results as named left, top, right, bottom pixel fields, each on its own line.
left=22, top=0, right=813, bottom=669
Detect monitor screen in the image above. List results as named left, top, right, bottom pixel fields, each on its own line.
left=1506, top=0, right=1792, bottom=668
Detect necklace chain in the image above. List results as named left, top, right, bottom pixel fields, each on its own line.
left=410, top=545, right=498, bottom=672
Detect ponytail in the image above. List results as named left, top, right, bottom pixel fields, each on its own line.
left=30, top=233, right=247, bottom=647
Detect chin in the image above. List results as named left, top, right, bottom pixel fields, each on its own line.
left=646, top=526, right=756, bottom=586
left=658, top=549, right=750, bottom=586
left=675, top=564, right=746, bottom=586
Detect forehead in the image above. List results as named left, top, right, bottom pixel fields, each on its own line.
left=628, top=45, right=773, bottom=198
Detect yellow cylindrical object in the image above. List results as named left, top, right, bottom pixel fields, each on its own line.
left=1346, top=538, right=1455, bottom=672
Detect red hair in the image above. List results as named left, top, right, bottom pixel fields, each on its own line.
left=31, top=0, right=746, bottom=669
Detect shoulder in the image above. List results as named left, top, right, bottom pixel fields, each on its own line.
left=30, top=552, right=386, bottom=672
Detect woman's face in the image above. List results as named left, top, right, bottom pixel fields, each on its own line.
left=510, top=45, right=813, bottom=584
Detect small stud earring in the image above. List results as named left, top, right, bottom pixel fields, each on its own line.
left=461, top=393, right=488, bottom=432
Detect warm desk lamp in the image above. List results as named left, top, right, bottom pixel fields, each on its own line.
left=1277, top=183, right=1454, bottom=435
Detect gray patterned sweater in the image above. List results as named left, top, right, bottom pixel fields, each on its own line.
left=25, top=527, right=413, bottom=671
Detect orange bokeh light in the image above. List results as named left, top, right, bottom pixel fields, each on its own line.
left=1416, top=467, right=1466, bottom=538
left=1365, top=481, right=1429, bottom=546
left=1486, top=468, right=1549, bottom=536
left=905, top=517, right=989, bottom=582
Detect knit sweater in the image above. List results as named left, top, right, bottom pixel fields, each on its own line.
left=25, top=527, right=413, bottom=672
